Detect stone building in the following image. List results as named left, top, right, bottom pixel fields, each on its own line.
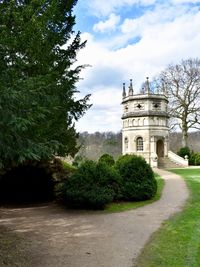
left=121, top=78, right=188, bottom=168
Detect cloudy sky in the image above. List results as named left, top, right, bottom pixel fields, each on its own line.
left=73, top=0, right=200, bottom=133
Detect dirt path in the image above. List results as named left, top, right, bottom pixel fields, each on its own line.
left=0, top=169, right=189, bottom=267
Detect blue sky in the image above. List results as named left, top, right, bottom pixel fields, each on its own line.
left=72, top=0, right=200, bottom=133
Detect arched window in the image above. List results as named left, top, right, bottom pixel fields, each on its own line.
left=124, top=137, right=128, bottom=149
left=136, top=137, right=143, bottom=151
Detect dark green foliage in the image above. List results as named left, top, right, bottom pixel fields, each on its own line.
left=115, top=155, right=157, bottom=201
left=48, top=158, right=75, bottom=201
left=177, top=147, right=191, bottom=159
left=50, top=158, right=74, bottom=182
left=72, top=155, right=85, bottom=168
left=62, top=161, right=77, bottom=173
left=63, top=160, right=122, bottom=209
left=189, top=152, right=200, bottom=165
left=60, top=155, right=157, bottom=210
left=0, top=161, right=54, bottom=203
left=98, top=154, right=115, bottom=166
left=0, top=158, right=74, bottom=203
left=0, top=1, right=91, bottom=169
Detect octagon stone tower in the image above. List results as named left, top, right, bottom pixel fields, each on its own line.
left=121, top=78, right=169, bottom=168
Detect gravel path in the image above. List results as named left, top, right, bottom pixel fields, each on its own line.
left=0, top=169, right=189, bottom=267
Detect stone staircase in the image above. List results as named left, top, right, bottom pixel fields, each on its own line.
left=158, top=157, right=186, bottom=169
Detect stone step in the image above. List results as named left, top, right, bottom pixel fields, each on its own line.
left=158, top=157, right=185, bottom=169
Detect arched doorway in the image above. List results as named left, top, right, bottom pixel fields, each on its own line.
left=156, top=139, right=164, bottom=157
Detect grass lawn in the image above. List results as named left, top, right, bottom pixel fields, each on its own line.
left=135, top=168, right=200, bottom=267
left=105, top=173, right=164, bottom=213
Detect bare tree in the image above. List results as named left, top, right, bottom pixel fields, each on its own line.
left=155, top=58, right=200, bottom=147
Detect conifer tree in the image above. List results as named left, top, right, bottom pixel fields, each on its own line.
left=0, top=0, right=91, bottom=169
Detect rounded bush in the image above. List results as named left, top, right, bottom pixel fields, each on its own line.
left=115, top=154, right=157, bottom=201
left=189, top=152, right=200, bottom=165
left=98, top=154, right=115, bottom=166
left=177, top=147, right=191, bottom=159
left=63, top=160, right=122, bottom=209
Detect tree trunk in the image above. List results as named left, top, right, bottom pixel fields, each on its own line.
left=182, top=125, right=188, bottom=147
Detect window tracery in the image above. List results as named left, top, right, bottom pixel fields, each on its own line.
left=136, top=137, right=143, bottom=151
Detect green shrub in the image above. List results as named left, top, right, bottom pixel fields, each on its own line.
left=63, top=160, right=122, bottom=209
left=72, top=155, right=85, bottom=168
left=98, top=153, right=115, bottom=166
left=189, top=152, right=200, bottom=165
left=115, top=154, right=157, bottom=201
left=177, top=147, right=191, bottom=159
left=49, top=158, right=75, bottom=201
left=62, top=161, right=77, bottom=172
left=50, top=158, right=72, bottom=182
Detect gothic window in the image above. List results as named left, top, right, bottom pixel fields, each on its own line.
left=136, top=137, right=143, bottom=151
left=124, top=137, right=128, bottom=149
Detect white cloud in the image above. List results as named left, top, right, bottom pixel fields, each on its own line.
left=120, top=3, right=192, bottom=36
left=171, top=0, right=200, bottom=3
left=76, top=87, right=122, bottom=133
left=86, top=0, right=156, bottom=17
left=75, top=3, right=200, bottom=132
left=93, top=13, right=120, bottom=33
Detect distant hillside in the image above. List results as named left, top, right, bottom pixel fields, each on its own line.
left=169, top=132, right=200, bottom=153
left=76, top=131, right=200, bottom=161
left=77, top=132, right=122, bottom=161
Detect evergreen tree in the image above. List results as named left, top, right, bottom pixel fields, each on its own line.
left=0, top=0, right=91, bottom=169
